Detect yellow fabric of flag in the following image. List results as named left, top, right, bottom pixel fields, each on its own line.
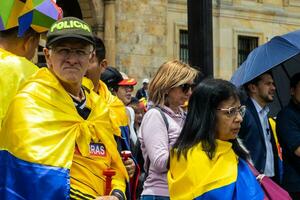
left=168, top=140, right=238, bottom=200
left=0, top=48, right=38, bottom=129
left=0, top=68, right=128, bottom=181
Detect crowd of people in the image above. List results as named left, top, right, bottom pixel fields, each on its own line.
left=0, top=2, right=299, bottom=200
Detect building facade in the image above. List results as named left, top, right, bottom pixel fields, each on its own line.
left=41, top=0, right=300, bottom=83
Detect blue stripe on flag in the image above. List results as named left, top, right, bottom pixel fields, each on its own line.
left=0, top=150, right=70, bottom=200
left=195, top=159, right=264, bottom=200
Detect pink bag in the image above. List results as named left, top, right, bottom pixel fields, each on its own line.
left=248, top=163, right=292, bottom=200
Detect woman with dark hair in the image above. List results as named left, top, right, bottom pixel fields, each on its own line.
left=168, top=79, right=264, bottom=200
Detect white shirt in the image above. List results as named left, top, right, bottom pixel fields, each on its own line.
left=126, top=106, right=137, bottom=145
left=251, top=98, right=275, bottom=177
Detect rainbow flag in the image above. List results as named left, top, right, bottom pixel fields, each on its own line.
left=0, top=68, right=127, bottom=199
left=168, top=140, right=264, bottom=200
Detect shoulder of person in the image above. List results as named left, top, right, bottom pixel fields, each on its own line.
left=144, top=107, right=162, bottom=117
left=277, top=104, right=299, bottom=122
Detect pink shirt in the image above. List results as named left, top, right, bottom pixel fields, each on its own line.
left=139, top=106, right=186, bottom=197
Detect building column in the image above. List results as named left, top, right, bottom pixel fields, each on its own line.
left=104, top=0, right=116, bottom=66
left=188, top=0, right=213, bottom=79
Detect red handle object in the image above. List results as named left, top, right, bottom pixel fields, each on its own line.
left=103, top=168, right=116, bottom=195
left=121, top=150, right=132, bottom=161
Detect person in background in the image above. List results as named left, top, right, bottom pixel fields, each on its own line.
left=239, top=72, right=281, bottom=183
left=127, top=97, right=147, bottom=199
left=101, top=67, right=137, bottom=106
left=136, top=78, right=149, bottom=100
left=129, top=97, right=146, bottom=134
left=84, top=36, right=137, bottom=199
left=100, top=67, right=138, bottom=146
left=277, top=72, right=300, bottom=199
left=100, top=66, right=139, bottom=199
left=139, top=60, right=198, bottom=200
left=128, top=97, right=146, bottom=152
left=0, top=17, right=127, bottom=199
left=0, top=0, right=61, bottom=127
left=168, top=79, right=264, bottom=199
left=84, top=36, right=108, bottom=94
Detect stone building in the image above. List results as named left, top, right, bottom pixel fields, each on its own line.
left=37, top=0, right=300, bottom=84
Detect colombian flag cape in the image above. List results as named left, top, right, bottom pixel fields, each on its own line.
left=82, top=78, right=130, bottom=151
left=269, top=117, right=283, bottom=183
left=0, top=68, right=128, bottom=199
left=168, top=140, right=264, bottom=200
left=97, top=79, right=130, bottom=140
left=95, top=79, right=140, bottom=199
left=0, top=48, right=38, bottom=128
left=82, top=78, right=129, bottom=138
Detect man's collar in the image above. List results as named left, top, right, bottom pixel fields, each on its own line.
left=251, top=98, right=269, bottom=114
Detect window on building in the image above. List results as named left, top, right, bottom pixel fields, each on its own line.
left=179, top=30, right=189, bottom=64
left=238, top=35, right=258, bottom=66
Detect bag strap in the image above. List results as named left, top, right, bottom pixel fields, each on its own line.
left=247, top=161, right=260, bottom=177
left=145, top=106, right=169, bottom=175
left=156, top=107, right=169, bottom=130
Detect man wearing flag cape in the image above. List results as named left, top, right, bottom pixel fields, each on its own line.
left=0, top=17, right=128, bottom=200
left=84, top=35, right=138, bottom=199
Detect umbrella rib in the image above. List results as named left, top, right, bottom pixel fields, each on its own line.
left=273, top=69, right=283, bottom=109
left=281, top=63, right=291, bottom=80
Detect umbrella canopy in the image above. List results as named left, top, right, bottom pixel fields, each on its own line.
left=231, top=30, right=300, bottom=116
left=231, top=30, right=300, bottom=87
left=0, top=0, right=62, bottom=36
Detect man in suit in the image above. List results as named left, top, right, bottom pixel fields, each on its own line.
left=239, top=72, right=280, bottom=183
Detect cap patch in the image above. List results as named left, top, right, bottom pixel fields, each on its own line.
left=50, top=20, right=91, bottom=33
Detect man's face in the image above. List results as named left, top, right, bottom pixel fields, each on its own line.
left=116, top=85, right=134, bottom=105
left=44, top=39, right=93, bottom=86
left=143, top=83, right=148, bottom=90
left=291, top=82, right=300, bottom=104
left=86, top=55, right=100, bottom=76
left=252, top=73, right=276, bottom=105
left=85, top=56, right=107, bottom=90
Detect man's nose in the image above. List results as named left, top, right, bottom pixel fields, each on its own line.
left=271, top=83, right=276, bottom=90
left=65, top=52, right=79, bottom=64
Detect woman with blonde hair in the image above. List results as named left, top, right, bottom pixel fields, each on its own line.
left=138, top=60, right=198, bottom=200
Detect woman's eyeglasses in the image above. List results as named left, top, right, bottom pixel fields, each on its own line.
left=179, top=83, right=195, bottom=93
left=217, top=105, right=246, bottom=118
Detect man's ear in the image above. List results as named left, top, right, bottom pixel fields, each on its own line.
left=43, top=47, right=51, bottom=68
left=23, top=35, right=39, bottom=60
left=100, top=59, right=108, bottom=69
left=248, top=83, right=257, bottom=94
left=100, top=59, right=108, bottom=73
